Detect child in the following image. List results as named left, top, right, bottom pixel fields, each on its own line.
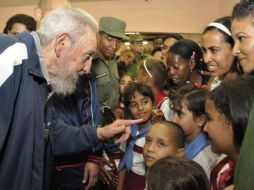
left=204, top=75, right=254, bottom=190
left=118, top=72, right=134, bottom=110
left=137, top=57, right=173, bottom=120
left=171, top=83, right=218, bottom=177
left=143, top=120, right=185, bottom=168
left=146, top=156, right=210, bottom=190
left=117, top=82, right=154, bottom=190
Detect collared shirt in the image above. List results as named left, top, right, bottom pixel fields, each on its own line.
left=92, top=52, right=120, bottom=110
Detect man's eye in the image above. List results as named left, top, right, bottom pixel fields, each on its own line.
left=83, top=54, right=93, bottom=62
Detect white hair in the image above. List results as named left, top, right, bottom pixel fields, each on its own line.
left=37, top=7, right=98, bottom=46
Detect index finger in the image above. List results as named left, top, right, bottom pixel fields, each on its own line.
left=120, top=119, right=143, bottom=126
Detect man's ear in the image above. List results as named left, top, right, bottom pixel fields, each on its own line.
left=35, top=7, right=43, bottom=22
left=54, top=33, right=71, bottom=57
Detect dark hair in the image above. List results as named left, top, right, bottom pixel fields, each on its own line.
left=203, top=16, right=234, bottom=47
left=163, top=33, right=184, bottom=42
left=168, top=39, right=204, bottom=71
left=171, top=83, right=208, bottom=119
left=232, top=0, right=254, bottom=20
left=208, top=75, right=254, bottom=151
left=147, top=156, right=210, bottom=190
left=3, top=14, right=37, bottom=34
left=124, top=82, right=154, bottom=118
left=153, top=120, right=185, bottom=148
left=138, top=58, right=168, bottom=89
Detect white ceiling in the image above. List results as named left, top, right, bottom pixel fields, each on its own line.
left=0, top=0, right=113, bottom=7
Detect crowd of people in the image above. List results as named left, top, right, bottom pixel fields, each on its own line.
left=1, top=0, right=254, bottom=190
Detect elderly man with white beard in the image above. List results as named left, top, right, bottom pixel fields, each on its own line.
left=0, top=8, right=142, bottom=190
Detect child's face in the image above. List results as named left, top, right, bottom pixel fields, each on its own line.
left=143, top=123, right=183, bottom=168
left=172, top=100, right=202, bottom=142
left=119, top=75, right=133, bottom=96
left=204, top=99, right=234, bottom=154
left=128, top=91, right=153, bottom=122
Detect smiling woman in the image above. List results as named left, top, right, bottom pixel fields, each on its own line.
left=201, top=16, right=241, bottom=90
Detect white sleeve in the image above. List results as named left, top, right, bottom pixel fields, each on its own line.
left=0, top=43, right=27, bottom=86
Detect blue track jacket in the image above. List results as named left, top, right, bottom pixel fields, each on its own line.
left=0, top=32, right=101, bottom=190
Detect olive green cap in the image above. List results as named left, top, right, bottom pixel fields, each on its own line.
left=129, top=33, right=144, bottom=42
left=99, top=16, right=129, bottom=40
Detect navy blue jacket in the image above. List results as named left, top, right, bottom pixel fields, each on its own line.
left=0, top=32, right=101, bottom=190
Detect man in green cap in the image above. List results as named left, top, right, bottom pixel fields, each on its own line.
left=127, top=33, right=149, bottom=78
left=92, top=16, right=129, bottom=189
left=92, top=16, right=128, bottom=112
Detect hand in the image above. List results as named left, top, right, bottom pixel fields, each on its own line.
left=151, top=109, right=165, bottom=124
left=99, top=158, right=118, bottom=187
left=83, top=162, right=100, bottom=190
left=97, top=119, right=143, bottom=143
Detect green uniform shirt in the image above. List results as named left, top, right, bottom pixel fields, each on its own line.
left=92, top=53, right=120, bottom=110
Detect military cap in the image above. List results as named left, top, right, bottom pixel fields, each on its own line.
left=129, top=33, right=144, bottom=42
left=99, top=16, right=129, bottom=40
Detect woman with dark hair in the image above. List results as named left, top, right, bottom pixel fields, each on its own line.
left=146, top=156, right=210, bottom=190
left=204, top=75, right=254, bottom=190
left=162, top=33, right=184, bottom=52
left=201, top=16, right=241, bottom=90
left=231, top=0, right=254, bottom=75
left=231, top=1, right=254, bottom=189
left=3, top=14, right=37, bottom=35
left=166, top=39, right=206, bottom=98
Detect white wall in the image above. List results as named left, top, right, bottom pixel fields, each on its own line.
left=0, top=0, right=238, bottom=33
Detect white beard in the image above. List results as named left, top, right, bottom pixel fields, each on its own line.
left=50, top=71, right=79, bottom=96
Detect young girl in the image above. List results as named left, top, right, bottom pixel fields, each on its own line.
left=137, top=57, right=172, bottom=120
left=201, top=16, right=241, bottom=90
left=118, top=72, right=134, bottom=110
left=97, top=73, right=134, bottom=189
left=117, top=82, right=154, bottom=190
left=171, top=83, right=218, bottom=177
left=143, top=120, right=185, bottom=168
left=204, top=75, right=254, bottom=190
left=146, top=156, right=210, bottom=190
